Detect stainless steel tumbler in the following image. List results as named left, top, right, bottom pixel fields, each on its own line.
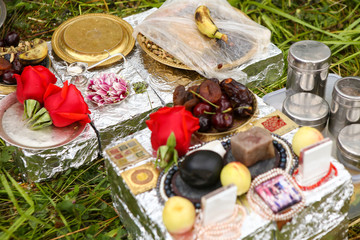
left=328, top=77, right=360, bottom=137
left=282, top=92, right=329, bottom=132
left=286, top=40, right=331, bottom=98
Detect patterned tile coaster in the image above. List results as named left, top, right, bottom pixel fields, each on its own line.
left=121, top=162, right=159, bottom=195
left=254, top=110, right=298, bottom=136
left=106, top=138, right=151, bottom=170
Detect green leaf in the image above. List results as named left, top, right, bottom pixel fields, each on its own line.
left=166, top=132, right=176, bottom=148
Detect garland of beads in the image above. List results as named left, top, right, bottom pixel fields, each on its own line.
left=194, top=205, right=247, bottom=240
left=247, top=168, right=305, bottom=221
left=292, top=162, right=338, bottom=191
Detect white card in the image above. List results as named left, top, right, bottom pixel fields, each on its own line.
left=201, top=184, right=237, bottom=226
left=299, top=138, right=332, bottom=186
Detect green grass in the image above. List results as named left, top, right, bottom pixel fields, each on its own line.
left=1, top=0, right=360, bottom=239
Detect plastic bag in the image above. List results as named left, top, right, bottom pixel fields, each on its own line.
left=133, top=0, right=271, bottom=81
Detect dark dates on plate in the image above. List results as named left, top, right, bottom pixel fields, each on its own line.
left=220, top=78, right=253, bottom=107
left=184, top=98, right=200, bottom=112
left=199, top=79, right=222, bottom=103
left=173, top=85, right=187, bottom=106
left=0, top=58, right=12, bottom=71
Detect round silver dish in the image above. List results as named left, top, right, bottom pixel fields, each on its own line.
left=282, top=92, right=329, bottom=131
left=0, top=0, right=6, bottom=28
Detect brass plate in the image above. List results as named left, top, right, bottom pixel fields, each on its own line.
left=137, top=34, right=191, bottom=71
left=52, top=13, right=135, bottom=67
left=136, top=9, right=257, bottom=71
left=137, top=33, right=257, bottom=71
left=195, top=92, right=258, bottom=142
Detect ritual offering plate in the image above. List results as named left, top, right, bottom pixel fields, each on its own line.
left=52, top=14, right=135, bottom=67
left=0, top=93, right=87, bottom=150
left=137, top=32, right=257, bottom=71
left=137, top=34, right=191, bottom=71
left=156, top=134, right=297, bottom=208
left=86, top=72, right=130, bottom=106
left=173, top=78, right=258, bottom=141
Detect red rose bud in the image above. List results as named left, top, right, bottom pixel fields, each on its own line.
left=146, top=106, right=199, bottom=156
left=14, top=65, right=57, bottom=104
left=43, top=81, right=91, bottom=127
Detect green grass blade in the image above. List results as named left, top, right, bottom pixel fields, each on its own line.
left=247, top=1, right=347, bottom=41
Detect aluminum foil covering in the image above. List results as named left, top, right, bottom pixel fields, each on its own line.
left=13, top=8, right=284, bottom=182
left=105, top=95, right=353, bottom=239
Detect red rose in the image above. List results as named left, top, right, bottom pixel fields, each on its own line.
left=43, top=81, right=91, bottom=127
left=14, top=65, right=57, bottom=104
left=146, top=106, right=199, bottom=156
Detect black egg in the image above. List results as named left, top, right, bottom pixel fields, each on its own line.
left=179, top=150, right=223, bottom=188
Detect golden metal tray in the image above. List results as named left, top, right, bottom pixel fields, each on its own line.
left=137, top=33, right=257, bottom=71
left=52, top=13, right=135, bottom=67
left=137, top=34, right=191, bottom=71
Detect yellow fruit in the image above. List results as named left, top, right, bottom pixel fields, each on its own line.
left=194, top=5, right=228, bottom=42
left=19, top=38, right=48, bottom=65
left=220, top=162, right=251, bottom=195
left=162, top=196, right=196, bottom=235
left=292, top=126, right=324, bottom=156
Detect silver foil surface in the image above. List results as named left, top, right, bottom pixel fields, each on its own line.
left=13, top=8, right=283, bottom=182
left=105, top=96, right=353, bottom=239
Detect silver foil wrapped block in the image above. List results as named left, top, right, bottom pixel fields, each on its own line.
left=105, top=97, right=353, bottom=239
left=12, top=8, right=284, bottom=182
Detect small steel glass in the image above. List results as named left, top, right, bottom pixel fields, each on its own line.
left=286, top=40, right=331, bottom=98
left=282, top=92, right=329, bottom=131
left=337, top=124, right=360, bottom=170
left=328, top=76, right=360, bottom=137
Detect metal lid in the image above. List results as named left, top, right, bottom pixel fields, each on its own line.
left=282, top=92, right=329, bottom=126
left=0, top=0, right=6, bottom=29
left=332, top=77, right=360, bottom=107
left=51, top=13, right=135, bottom=67
left=337, top=124, right=360, bottom=162
left=288, top=40, right=331, bottom=71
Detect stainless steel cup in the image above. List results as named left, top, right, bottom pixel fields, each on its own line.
left=328, top=77, right=360, bottom=137
left=286, top=40, right=331, bottom=98
left=282, top=92, right=329, bottom=131
left=337, top=124, right=360, bottom=170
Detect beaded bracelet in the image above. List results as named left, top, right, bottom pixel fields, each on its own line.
left=194, top=205, right=247, bottom=240
left=247, top=168, right=305, bottom=221
left=292, top=162, right=337, bottom=191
